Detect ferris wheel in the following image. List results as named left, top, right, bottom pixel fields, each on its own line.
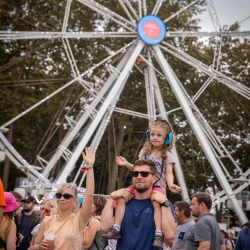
left=0, top=0, right=250, bottom=224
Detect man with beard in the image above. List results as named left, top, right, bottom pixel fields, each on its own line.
left=185, top=192, right=225, bottom=250
left=100, top=159, right=176, bottom=250
left=17, top=196, right=39, bottom=250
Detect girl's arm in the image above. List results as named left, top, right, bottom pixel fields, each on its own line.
left=6, top=221, right=16, bottom=250
left=79, top=147, right=95, bottom=232
left=166, top=163, right=181, bottom=194
left=116, top=156, right=134, bottom=171
left=82, top=218, right=100, bottom=249
left=32, top=220, right=46, bottom=249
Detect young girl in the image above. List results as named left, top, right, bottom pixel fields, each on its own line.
left=102, top=118, right=181, bottom=248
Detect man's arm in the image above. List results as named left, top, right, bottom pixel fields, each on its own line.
left=198, top=241, right=211, bottom=250
left=100, top=188, right=131, bottom=232
left=151, top=191, right=176, bottom=240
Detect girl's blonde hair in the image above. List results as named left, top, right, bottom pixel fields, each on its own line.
left=44, top=198, right=57, bottom=209
left=143, top=119, right=176, bottom=160
left=56, top=183, right=79, bottom=213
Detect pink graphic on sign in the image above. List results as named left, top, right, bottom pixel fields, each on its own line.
left=143, top=21, right=161, bottom=39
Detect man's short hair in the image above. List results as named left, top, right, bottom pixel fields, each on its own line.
left=191, top=192, right=212, bottom=210
left=174, top=201, right=191, bottom=218
left=134, top=159, right=157, bottom=174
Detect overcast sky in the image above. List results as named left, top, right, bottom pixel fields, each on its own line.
left=198, top=0, right=250, bottom=31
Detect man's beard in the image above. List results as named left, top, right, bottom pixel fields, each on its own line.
left=134, top=183, right=151, bottom=193
left=23, top=206, right=33, bottom=213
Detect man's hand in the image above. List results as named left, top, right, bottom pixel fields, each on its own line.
left=151, top=191, right=167, bottom=204
left=111, top=188, right=132, bottom=202
left=82, top=147, right=95, bottom=167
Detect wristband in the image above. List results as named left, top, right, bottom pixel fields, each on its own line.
left=86, top=167, right=93, bottom=171
left=110, top=194, right=116, bottom=200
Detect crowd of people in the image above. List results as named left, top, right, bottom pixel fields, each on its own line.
left=0, top=119, right=249, bottom=250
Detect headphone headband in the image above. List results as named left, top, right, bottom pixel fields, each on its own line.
left=155, top=118, right=172, bottom=132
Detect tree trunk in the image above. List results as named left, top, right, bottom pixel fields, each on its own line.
left=3, top=124, right=13, bottom=190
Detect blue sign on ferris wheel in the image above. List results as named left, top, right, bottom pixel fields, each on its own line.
left=137, top=15, right=166, bottom=45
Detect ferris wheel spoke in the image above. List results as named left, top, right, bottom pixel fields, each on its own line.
left=160, top=42, right=250, bottom=100
left=77, top=0, right=135, bottom=31
left=138, top=0, right=142, bottom=18
left=118, top=0, right=139, bottom=23
left=166, top=30, right=250, bottom=38
left=152, top=0, right=165, bottom=16
left=0, top=31, right=137, bottom=40
left=163, top=0, right=199, bottom=23
left=142, top=0, right=147, bottom=16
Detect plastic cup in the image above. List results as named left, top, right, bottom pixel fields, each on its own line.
left=44, top=234, right=55, bottom=250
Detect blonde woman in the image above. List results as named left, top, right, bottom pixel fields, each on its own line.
left=28, top=199, right=57, bottom=248
left=31, top=147, right=95, bottom=250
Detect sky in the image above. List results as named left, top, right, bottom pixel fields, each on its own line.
left=198, top=0, right=250, bottom=31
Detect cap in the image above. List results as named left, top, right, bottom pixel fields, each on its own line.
left=21, top=195, right=36, bottom=204
left=242, top=222, right=250, bottom=227
left=4, top=192, right=19, bottom=213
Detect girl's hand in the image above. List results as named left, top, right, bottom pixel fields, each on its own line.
left=169, top=184, right=181, bottom=194
left=116, top=156, right=128, bottom=167
left=82, top=147, right=95, bottom=167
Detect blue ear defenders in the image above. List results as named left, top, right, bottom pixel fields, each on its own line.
left=145, top=118, right=173, bottom=146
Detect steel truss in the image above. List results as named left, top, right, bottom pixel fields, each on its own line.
left=0, top=0, right=249, bottom=224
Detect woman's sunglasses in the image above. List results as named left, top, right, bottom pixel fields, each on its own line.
left=55, top=193, right=74, bottom=200
left=132, top=171, right=155, bottom=178
left=40, top=206, right=50, bottom=214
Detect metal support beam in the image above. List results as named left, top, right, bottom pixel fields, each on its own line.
left=55, top=40, right=144, bottom=184
left=152, top=45, right=248, bottom=224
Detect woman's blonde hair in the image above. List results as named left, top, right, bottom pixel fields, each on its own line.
left=56, top=183, right=79, bottom=213
left=44, top=198, right=57, bottom=209
left=143, top=119, right=176, bottom=160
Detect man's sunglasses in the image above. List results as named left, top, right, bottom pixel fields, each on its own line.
left=132, top=171, right=155, bottom=178
left=40, top=206, right=50, bottom=214
left=55, top=193, right=74, bottom=200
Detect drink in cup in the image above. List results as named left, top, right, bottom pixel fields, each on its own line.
left=44, top=234, right=55, bottom=250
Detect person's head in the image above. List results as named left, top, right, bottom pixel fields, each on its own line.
left=190, top=192, right=212, bottom=218
left=144, top=118, right=176, bottom=158
left=174, top=201, right=191, bottom=224
left=132, top=159, right=157, bottom=193
left=10, top=191, right=22, bottom=209
left=4, top=192, right=19, bottom=219
left=221, top=230, right=229, bottom=239
left=91, top=195, right=107, bottom=216
left=242, top=222, right=250, bottom=228
left=229, top=232, right=234, bottom=240
left=40, top=198, right=57, bottom=217
left=21, top=195, right=36, bottom=213
left=55, top=183, right=79, bottom=213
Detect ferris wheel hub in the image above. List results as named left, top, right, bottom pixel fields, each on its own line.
left=137, top=15, right=166, bottom=45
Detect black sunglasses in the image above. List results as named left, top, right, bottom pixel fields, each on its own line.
left=55, top=193, right=74, bottom=200
left=132, top=171, right=155, bottom=178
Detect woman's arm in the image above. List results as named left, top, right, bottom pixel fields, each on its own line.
left=6, top=221, right=16, bottom=250
left=32, top=220, right=46, bottom=250
left=79, top=147, right=95, bottom=231
left=83, top=218, right=100, bottom=249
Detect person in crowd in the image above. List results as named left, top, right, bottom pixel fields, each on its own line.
left=10, top=191, right=23, bottom=247
left=101, top=159, right=176, bottom=250
left=229, top=231, right=235, bottom=250
left=172, top=201, right=194, bottom=250
left=103, top=118, right=181, bottom=248
left=17, top=195, right=40, bottom=250
left=82, top=195, right=107, bottom=250
left=0, top=179, right=5, bottom=225
left=235, top=223, right=250, bottom=250
left=221, top=230, right=233, bottom=250
left=28, top=199, right=57, bottom=248
left=185, top=192, right=225, bottom=250
left=242, top=222, right=250, bottom=228
left=31, top=147, right=95, bottom=250
left=0, top=192, right=19, bottom=250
